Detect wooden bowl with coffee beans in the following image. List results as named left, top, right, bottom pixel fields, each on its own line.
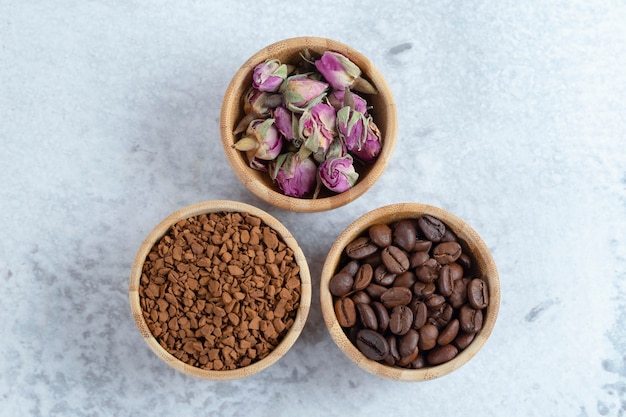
left=320, top=203, right=500, bottom=381
left=220, top=36, right=398, bottom=212
left=129, top=200, right=311, bottom=380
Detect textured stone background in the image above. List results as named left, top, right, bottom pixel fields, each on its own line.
left=1, top=1, right=625, bottom=416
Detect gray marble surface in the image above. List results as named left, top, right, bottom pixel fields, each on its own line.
left=2, top=1, right=625, bottom=416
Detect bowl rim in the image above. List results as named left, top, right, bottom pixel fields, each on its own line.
left=320, top=202, right=501, bottom=381
left=129, top=200, right=312, bottom=380
left=220, top=36, right=398, bottom=213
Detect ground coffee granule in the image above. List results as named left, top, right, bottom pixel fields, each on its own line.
left=139, top=211, right=302, bottom=370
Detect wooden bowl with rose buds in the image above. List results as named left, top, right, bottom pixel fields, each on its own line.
left=320, top=203, right=500, bottom=381
left=220, top=37, right=397, bottom=212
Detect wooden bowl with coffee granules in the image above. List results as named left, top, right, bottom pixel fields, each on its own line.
left=129, top=200, right=311, bottom=380
left=320, top=203, right=500, bottom=381
left=220, top=36, right=397, bottom=212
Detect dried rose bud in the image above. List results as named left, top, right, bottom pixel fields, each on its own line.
left=319, top=155, right=359, bottom=193
left=252, top=59, right=288, bottom=93
left=243, top=87, right=282, bottom=117
left=233, top=118, right=283, bottom=161
left=328, top=89, right=368, bottom=114
left=299, top=102, right=337, bottom=158
left=352, top=118, right=382, bottom=164
left=314, top=51, right=377, bottom=94
left=270, top=152, right=317, bottom=197
left=281, top=74, right=328, bottom=112
left=337, top=106, right=382, bottom=164
left=273, top=105, right=298, bottom=141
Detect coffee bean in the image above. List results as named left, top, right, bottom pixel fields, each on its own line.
left=440, top=227, right=458, bottom=243
left=357, top=302, right=378, bottom=330
left=454, top=331, right=476, bottom=350
left=459, top=304, right=483, bottom=333
left=418, top=215, right=446, bottom=242
left=437, top=319, right=460, bottom=346
left=437, top=265, right=454, bottom=297
left=356, top=329, right=389, bottom=361
left=381, top=246, right=410, bottom=274
left=393, top=220, right=418, bottom=252
left=381, top=287, right=413, bottom=308
left=365, top=283, right=387, bottom=299
left=389, top=306, right=413, bottom=335
left=335, top=297, right=357, bottom=328
left=340, top=260, right=360, bottom=276
left=412, top=282, right=436, bottom=299
left=412, top=300, right=428, bottom=329
left=352, top=264, right=373, bottom=291
left=373, top=265, right=397, bottom=286
left=418, top=323, right=439, bottom=350
left=427, top=344, right=458, bottom=365
left=413, top=240, right=432, bottom=253
left=457, top=253, right=472, bottom=271
left=409, top=354, right=426, bottom=369
left=393, top=271, right=417, bottom=288
left=415, top=258, right=440, bottom=283
left=448, top=262, right=464, bottom=281
left=467, top=278, right=489, bottom=309
left=346, top=236, right=378, bottom=260
left=409, top=251, right=430, bottom=268
left=351, top=290, right=371, bottom=305
left=398, top=328, right=420, bottom=357
left=384, top=334, right=400, bottom=365
left=432, top=241, right=462, bottom=265
left=449, top=278, right=468, bottom=308
left=397, top=346, right=420, bottom=367
left=425, top=294, right=446, bottom=309
left=329, top=272, right=354, bottom=297
left=369, top=223, right=393, bottom=248
left=371, top=301, right=389, bottom=333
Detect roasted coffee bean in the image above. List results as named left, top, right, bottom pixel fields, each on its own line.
left=365, top=283, right=387, bottom=299
left=371, top=301, right=390, bottom=332
left=384, top=334, right=400, bottom=365
left=389, top=305, right=413, bottom=335
left=393, top=271, right=417, bottom=288
left=413, top=240, right=432, bottom=252
left=433, top=241, right=462, bottom=265
left=467, top=278, right=489, bottom=309
left=346, top=237, right=378, bottom=260
left=457, top=253, right=472, bottom=271
left=369, top=223, right=393, bottom=248
left=454, top=331, right=476, bottom=349
left=397, top=346, right=420, bottom=367
left=356, top=329, right=389, bottom=361
left=398, top=329, right=420, bottom=357
left=353, top=264, right=373, bottom=291
left=418, top=323, right=439, bottom=350
left=373, top=265, right=397, bottom=286
left=381, top=246, right=410, bottom=274
left=413, top=282, right=436, bottom=299
left=437, top=319, right=460, bottom=346
left=412, top=300, right=428, bottom=329
left=437, top=265, right=454, bottom=297
left=357, top=303, right=378, bottom=330
left=409, top=354, right=426, bottom=369
left=409, top=251, right=430, bottom=268
left=361, top=251, right=382, bottom=268
left=425, top=294, right=446, bottom=309
left=449, top=278, right=468, bottom=308
left=393, top=220, right=418, bottom=251
left=340, top=260, right=360, bottom=276
left=448, top=262, right=464, bottom=281
left=335, top=297, right=357, bottom=328
left=351, top=290, right=371, bottom=305
left=415, top=258, right=440, bottom=283
left=440, top=227, right=458, bottom=243
left=459, top=304, right=483, bottom=333
left=329, top=272, right=354, bottom=297
left=418, top=215, right=446, bottom=242
left=381, top=287, right=413, bottom=308
left=427, top=344, right=458, bottom=365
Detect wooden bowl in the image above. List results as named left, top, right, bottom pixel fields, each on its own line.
left=220, top=36, right=397, bottom=212
left=129, top=200, right=312, bottom=380
left=320, top=203, right=500, bottom=381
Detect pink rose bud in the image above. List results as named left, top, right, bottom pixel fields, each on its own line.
left=252, top=59, right=288, bottom=93
left=273, top=105, right=297, bottom=141
left=244, top=88, right=282, bottom=117
left=233, top=118, right=283, bottom=161
left=299, top=102, right=337, bottom=157
left=281, top=74, right=328, bottom=112
left=270, top=152, right=317, bottom=197
left=337, top=107, right=382, bottom=164
left=314, top=51, right=377, bottom=94
left=328, top=89, right=368, bottom=114
left=319, top=155, right=359, bottom=193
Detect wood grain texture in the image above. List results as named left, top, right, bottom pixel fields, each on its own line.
left=129, top=200, right=312, bottom=380
left=220, top=37, right=397, bottom=212
left=320, top=203, right=500, bottom=381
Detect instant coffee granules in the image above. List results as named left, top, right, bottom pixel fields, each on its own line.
left=138, top=211, right=302, bottom=371
left=330, top=214, right=490, bottom=368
